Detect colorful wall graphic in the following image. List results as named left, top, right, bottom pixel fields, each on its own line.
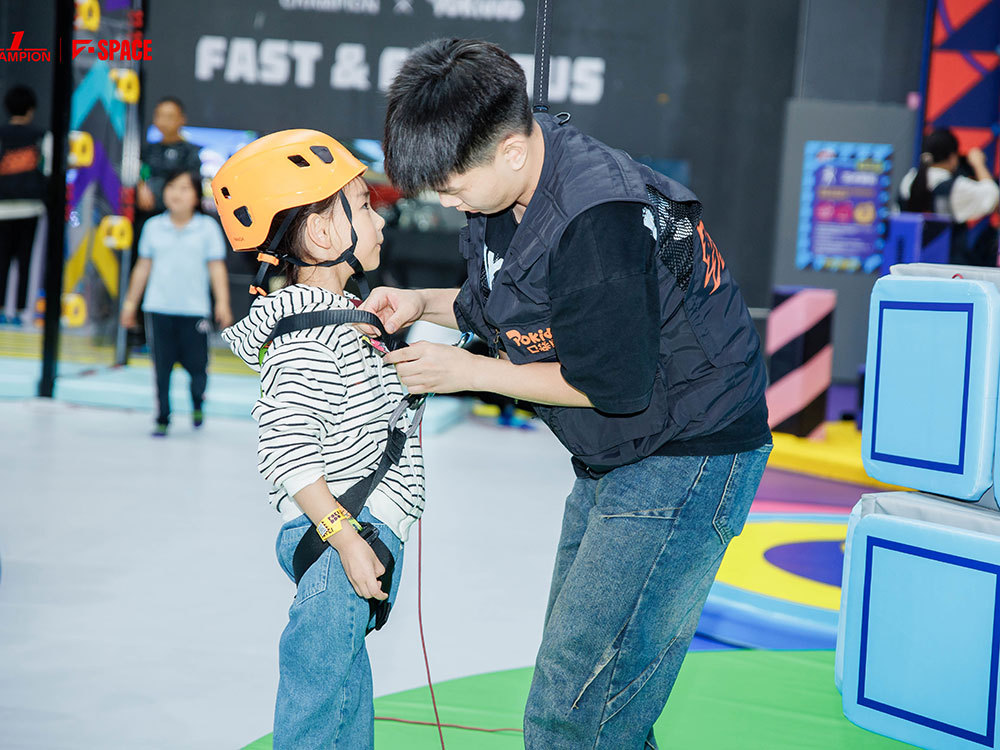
left=795, top=141, right=893, bottom=273
left=923, top=0, right=1000, bottom=250
left=64, top=0, right=145, bottom=329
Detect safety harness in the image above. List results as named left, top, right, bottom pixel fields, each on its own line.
left=260, top=308, right=425, bottom=633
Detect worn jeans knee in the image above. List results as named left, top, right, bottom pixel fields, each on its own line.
left=524, top=445, right=771, bottom=750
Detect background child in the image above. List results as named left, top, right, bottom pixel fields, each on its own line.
left=216, top=130, right=425, bottom=749
left=120, top=169, right=232, bottom=436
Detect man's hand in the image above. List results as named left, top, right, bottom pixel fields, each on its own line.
left=359, top=287, right=426, bottom=335
left=384, top=340, right=479, bottom=394
left=967, top=147, right=988, bottom=171
left=329, top=528, right=388, bottom=600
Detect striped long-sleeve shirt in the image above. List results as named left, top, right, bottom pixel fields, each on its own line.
left=223, top=284, right=425, bottom=542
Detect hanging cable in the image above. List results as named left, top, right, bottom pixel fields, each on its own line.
left=533, top=0, right=553, bottom=113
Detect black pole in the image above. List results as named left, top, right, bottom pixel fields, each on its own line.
left=532, top=0, right=552, bottom=113
left=38, top=0, right=74, bottom=397
left=912, top=0, right=936, bottom=169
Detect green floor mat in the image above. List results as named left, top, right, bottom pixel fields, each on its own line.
left=242, top=650, right=917, bottom=749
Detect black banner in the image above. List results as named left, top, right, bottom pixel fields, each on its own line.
left=145, top=0, right=802, bottom=305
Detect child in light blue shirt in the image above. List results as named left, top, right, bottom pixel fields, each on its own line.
left=121, top=169, right=232, bottom=436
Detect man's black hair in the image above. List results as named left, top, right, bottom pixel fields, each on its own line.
left=155, top=96, right=185, bottom=113
left=383, top=39, right=532, bottom=196
left=4, top=85, right=37, bottom=118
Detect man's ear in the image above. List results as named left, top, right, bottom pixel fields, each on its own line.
left=501, top=133, right=529, bottom=172
left=304, top=211, right=332, bottom=250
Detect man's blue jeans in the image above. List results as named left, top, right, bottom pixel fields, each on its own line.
left=524, top=445, right=771, bottom=749
left=271, top=508, right=404, bottom=750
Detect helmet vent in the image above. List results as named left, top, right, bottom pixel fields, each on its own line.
left=234, top=206, right=253, bottom=227
left=220, top=187, right=231, bottom=199
left=287, top=154, right=310, bottom=168
left=310, top=145, right=334, bottom=164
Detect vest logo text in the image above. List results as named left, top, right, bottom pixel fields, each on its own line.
left=505, top=327, right=554, bottom=354
left=696, top=221, right=725, bottom=294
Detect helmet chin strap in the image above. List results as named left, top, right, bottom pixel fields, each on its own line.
left=250, top=192, right=370, bottom=299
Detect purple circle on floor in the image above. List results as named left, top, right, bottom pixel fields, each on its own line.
left=763, top=540, right=844, bottom=588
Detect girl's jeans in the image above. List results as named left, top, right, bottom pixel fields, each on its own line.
left=524, top=445, right=771, bottom=749
left=271, top=507, right=404, bottom=750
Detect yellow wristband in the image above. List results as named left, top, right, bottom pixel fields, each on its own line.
left=317, top=507, right=354, bottom=542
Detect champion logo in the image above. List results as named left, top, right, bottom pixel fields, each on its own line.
left=0, top=32, right=51, bottom=62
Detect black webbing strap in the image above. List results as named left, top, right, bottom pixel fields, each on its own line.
left=290, top=397, right=425, bottom=633
left=533, top=0, right=553, bottom=113
left=264, top=308, right=393, bottom=349
left=270, top=310, right=424, bottom=633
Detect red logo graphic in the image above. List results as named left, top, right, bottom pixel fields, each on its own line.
left=695, top=221, right=725, bottom=294
left=72, top=38, right=151, bottom=61
left=0, top=32, right=51, bottom=62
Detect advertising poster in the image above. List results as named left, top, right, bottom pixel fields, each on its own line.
left=795, top=141, right=893, bottom=273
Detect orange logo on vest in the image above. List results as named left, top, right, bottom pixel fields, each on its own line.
left=0, top=146, right=39, bottom=176
left=505, top=327, right=554, bottom=354
left=695, top=220, right=725, bottom=294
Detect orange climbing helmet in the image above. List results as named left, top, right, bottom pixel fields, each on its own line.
left=211, top=129, right=367, bottom=251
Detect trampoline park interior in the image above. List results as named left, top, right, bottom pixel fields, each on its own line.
left=5, top=1, right=1000, bottom=749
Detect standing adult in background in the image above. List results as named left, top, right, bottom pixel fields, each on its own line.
left=899, top=128, right=1000, bottom=266
left=0, top=85, right=50, bottom=325
left=366, top=39, right=771, bottom=749
left=137, top=96, right=202, bottom=214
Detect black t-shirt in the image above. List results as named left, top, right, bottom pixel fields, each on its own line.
left=140, top=139, right=202, bottom=212
left=484, top=201, right=770, bottom=466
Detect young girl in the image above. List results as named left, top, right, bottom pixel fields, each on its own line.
left=214, top=130, right=425, bottom=749
left=120, top=169, right=232, bottom=436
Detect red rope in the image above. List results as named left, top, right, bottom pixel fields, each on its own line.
left=417, top=517, right=446, bottom=749
left=373, top=420, right=524, bottom=740
left=374, top=715, right=523, bottom=733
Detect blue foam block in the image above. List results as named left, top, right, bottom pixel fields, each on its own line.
left=842, top=513, right=1000, bottom=749
left=862, top=277, right=1000, bottom=500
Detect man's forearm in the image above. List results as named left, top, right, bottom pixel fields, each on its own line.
left=418, top=288, right=461, bottom=329
left=472, top=357, right=593, bottom=408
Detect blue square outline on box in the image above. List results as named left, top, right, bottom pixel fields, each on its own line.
left=857, top=534, right=1000, bottom=746
left=870, top=300, right=973, bottom=475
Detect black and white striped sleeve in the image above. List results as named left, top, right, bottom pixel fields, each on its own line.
left=254, top=339, right=345, bottom=492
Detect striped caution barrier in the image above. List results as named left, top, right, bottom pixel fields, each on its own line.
left=765, top=286, right=836, bottom=438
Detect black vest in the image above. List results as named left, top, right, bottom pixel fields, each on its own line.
left=454, top=114, right=766, bottom=472
left=0, top=124, right=46, bottom=201
left=931, top=177, right=999, bottom=267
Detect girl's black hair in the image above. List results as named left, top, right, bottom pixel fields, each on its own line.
left=902, top=129, right=960, bottom=213
left=162, top=169, right=204, bottom=213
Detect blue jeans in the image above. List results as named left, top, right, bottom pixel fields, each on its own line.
left=524, top=445, right=771, bottom=749
left=272, top=507, right=404, bottom=750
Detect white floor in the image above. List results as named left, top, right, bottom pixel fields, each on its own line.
left=0, top=399, right=575, bottom=750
